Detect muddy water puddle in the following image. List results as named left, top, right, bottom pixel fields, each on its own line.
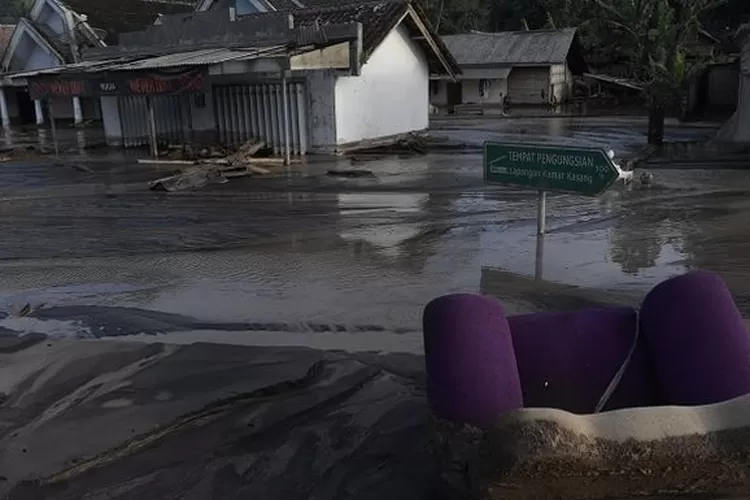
left=0, top=116, right=748, bottom=349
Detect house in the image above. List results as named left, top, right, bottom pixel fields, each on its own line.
left=432, top=28, right=587, bottom=108
left=15, top=0, right=458, bottom=155
left=0, top=0, right=195, bottom=129
left=716, top=24, right=750, bottom=143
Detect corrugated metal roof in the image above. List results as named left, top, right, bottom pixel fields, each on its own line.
left=4, top=59, right=115, bottom=79
left=102, top=46, right=286, bottom=71
left=442, top=28, right=578, bottom=66
left=4, top=46, right=290, bottom=79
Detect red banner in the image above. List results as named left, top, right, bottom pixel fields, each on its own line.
left=28, top=69, right=208, bottom=99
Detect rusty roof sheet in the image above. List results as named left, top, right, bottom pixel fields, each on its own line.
left=4, top=46, right=290, bottom=79
left=442, top=28, right=578, bottom=66
left=0, top=24, right=14, bottom=62
left=61, top=0, right=197, bottom=43
left=103, top=46, right=287, bottom=70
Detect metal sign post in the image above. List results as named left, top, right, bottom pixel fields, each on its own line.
left=483, top=142, right=620, bottom=280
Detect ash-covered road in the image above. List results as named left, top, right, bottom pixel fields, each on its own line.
left=0, top=116, right=745, bottom=348
left=3, top=116, right=750, bottom=500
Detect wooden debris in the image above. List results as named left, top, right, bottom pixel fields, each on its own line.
left=228, top=140, right=265, bottom=163
left=149, top=167, right=227, bottom=192
left=249, top=165, right=271, bottom=175
left=143, top=139, right=282, bottom=190
left=138, top=159, right=198, bottom=166
left=339, top=132, right=429, bottom=156
left=71, top=164, right=94, bottom=174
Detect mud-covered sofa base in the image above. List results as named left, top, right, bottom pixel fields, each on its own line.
left=432, top=394, right=750, bottom=499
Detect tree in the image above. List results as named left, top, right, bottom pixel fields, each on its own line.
left=0, top=0, right=32, bottom=22
left=418, top=0, right=488, bottom=34
left=594, top=0, right=726, bottom=144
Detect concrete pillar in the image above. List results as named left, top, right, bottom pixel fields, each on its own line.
left=73, top=96, right=83, bottom=126
left=0, top=87, right=9, bottom=129
left=34, top=99, right=44, bottom=126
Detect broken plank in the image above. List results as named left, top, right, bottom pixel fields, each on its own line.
left=249, top=165, right=271, bottom=175
left=138, top=159, right=198, bottom=165
left=223, top=168, right=252, bottom=179
left=246, top=157, right=300, bottom=164
left=200, top=158, right=233, bottom=166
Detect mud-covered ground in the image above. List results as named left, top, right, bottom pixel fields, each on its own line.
left=0, top=116, right=748, bottom=499
left=0, top=116, right=742, bottom=341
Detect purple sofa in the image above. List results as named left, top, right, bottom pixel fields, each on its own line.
left=424, top=271, right=750, bottom=427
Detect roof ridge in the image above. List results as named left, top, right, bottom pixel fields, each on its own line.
left=455, top=27, right=575, bottom=37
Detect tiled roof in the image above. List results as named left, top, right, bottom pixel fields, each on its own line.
left=443, top=29, right=577, bottom=66
left=290, top=1, right=407, bottom=57
left=288, top=0, right=459, bottom=75
left=61, top=0, right=197, bottom=43
left=0, top=24, right=14, bottom=61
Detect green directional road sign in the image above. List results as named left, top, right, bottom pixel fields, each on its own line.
left=483, top=142, right=620, bottom=197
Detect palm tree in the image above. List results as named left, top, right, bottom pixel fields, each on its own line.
left=594, top=0, right=726, bottom=144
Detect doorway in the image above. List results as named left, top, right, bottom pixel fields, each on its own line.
left=447, top=81, right=462, bottom=111
left=16, top=89, right=36, bottom=125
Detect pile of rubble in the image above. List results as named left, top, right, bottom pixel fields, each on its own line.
left=146, top=139, right=286, bottom=192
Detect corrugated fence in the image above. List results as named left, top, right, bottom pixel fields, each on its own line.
left=116, top=81, right=309, bottom=156
left=213, top=82, right=308, bottom=156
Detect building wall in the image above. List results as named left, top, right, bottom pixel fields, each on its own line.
left=550, top=63, right=573, bottom=103
left=25, top=42, right=59, bottom=71
left=35, top=2, right=66, bottom=35
left=334, top=23, right=429, bottom=145
left=716, top=37, right=750, bottom=142
left=306, top=69, right=336, bottom=150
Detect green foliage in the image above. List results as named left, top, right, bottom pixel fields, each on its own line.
left=0, top=0, right=32, bottom=21
left=418, top=0, right=488, bottom=34
left=595, top=0, right=726, bottom=105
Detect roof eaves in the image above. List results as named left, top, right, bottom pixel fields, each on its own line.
left=1, top=18, right=66, bottom=72
left=404, top=2, right=459, bottom=77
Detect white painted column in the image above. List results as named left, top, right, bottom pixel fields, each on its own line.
left=34, top=99, right=44, bottom=126
left=73, top=96, right=83, bottom=126
left=0, top=87, right=9, bottom=129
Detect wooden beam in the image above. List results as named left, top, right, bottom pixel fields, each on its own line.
left=405, top=5, right=457, bottom=80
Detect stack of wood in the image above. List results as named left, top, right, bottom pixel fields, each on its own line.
left=145, top=139, right=281, bottom=192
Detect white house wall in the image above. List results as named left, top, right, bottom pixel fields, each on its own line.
left=550, top=63, right=572, bottom=103
left=306, top=70, right=336, bottom=150
left=334, top=23, right=429, bottom=145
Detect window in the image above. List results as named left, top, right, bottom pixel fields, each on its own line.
left=478, top=79, right=490, bottom=98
